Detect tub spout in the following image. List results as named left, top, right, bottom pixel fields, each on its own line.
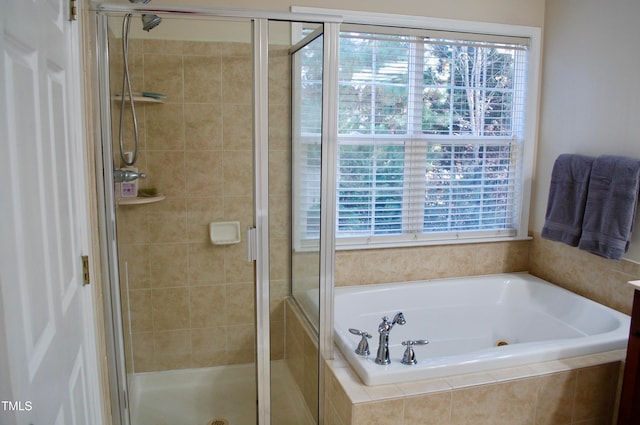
left=375, top=312, right=406, bottom=365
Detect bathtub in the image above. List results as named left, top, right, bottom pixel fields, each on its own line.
left=334, top=273, right=630, bottom=385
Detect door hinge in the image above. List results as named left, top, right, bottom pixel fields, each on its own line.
left=82, top=255, right=90, bottom=285
left=69, top=0, right=78, bottom=21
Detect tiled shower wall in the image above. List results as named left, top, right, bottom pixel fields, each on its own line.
left=111, top=34, right=292, bottom=373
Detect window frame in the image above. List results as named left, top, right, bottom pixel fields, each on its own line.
left=292, top=7, right=541, bottom=250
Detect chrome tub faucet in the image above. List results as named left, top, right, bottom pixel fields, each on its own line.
left=375, top=312, right=406, bottom=365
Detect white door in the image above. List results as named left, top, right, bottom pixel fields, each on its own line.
left=0, top=0, right=103, bottom=424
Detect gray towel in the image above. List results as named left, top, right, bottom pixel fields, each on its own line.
left=578, top=155, right=640, bottom=260
left=541, top=154, right=595, bottom=246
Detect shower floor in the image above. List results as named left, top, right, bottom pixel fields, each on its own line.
left=130, top=360, right=314, bottom=425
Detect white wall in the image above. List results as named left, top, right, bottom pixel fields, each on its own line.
left=533, top=0, right=640, bottom=261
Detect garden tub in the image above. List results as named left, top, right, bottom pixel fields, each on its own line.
left=334, top=273, right=630, bottom=385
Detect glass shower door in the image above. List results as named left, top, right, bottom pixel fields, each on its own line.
left=291, top=28, right=324, bottom=335
left=286, top=25, right=328, bottom=425
left=99, top=13, right=262, bottom=425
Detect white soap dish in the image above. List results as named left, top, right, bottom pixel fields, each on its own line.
left=209, top=221, right=241, bottom=245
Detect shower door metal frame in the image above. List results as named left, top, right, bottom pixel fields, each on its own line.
left=92, top=3, right=341, bottom=425
left=288, top=23, right=340, bottom=424
left=94, top=14, right=130, bottom=425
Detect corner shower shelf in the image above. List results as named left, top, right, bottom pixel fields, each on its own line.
left=117, top=194, right=166, bottom=206
left=112, top=94, right=165, bottom=104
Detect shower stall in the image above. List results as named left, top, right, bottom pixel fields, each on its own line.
left=93, top=3, right=339, bottom=424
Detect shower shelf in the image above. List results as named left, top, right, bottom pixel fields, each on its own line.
left=117, top=194, right=166, bottom=206
left=112, top=94, right=165, bottom=104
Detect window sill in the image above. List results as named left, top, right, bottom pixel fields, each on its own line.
left=335, top=234, right=532, bottom=251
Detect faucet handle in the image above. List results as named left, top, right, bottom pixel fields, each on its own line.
left=349, top=328, right=372, bottom=356
left=401, top=339, right=429, bottom=365
left=402, top=339, right=429, bottom=346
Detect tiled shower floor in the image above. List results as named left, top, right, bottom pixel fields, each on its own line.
left=130, top=360, right=314, bottom=425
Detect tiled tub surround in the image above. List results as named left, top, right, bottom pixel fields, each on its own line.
left=320, top=238, right=635, bottom=424
left=285, top=299, right=320, bottom=422
left=530, top=232, right=638, bottom=316
left=335, top=240, right=530, bottom=287
left=287, top=289, right=625, bottom=425
left=111, top=35, right=293, bottom=373
left=284, top=240, right=533, bottom=419
left=324, top=349, right=625, bottom=425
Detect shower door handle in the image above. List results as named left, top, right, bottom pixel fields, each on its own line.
left=246, top=227, right=257, bottom=262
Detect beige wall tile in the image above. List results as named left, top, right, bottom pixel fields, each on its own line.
left=143, top=39, right=183, bottom=55
left=186, top=150, right=223, bottom=197
left=222, top=104, right=253, bottom=151
left=269, top=195, right=291, bottom=240
left=184, top=103, right=223, bottom=151
left=269, top=237, right=290, bottom=281
left=183, top=41, right=221, bottom=56
left=222, top=150, right=253, bottom=197
left=335, top=241, right=530, bottom=287
left=268, top=48, right=291, bottom=105
left=118, top=244, right=150, bottom=289
left=352, top=399, right=404, bottom=425
left=270, top=320, right=284, bottom=359
left=534, top=371, right=576, bottom=425
left=186, top=197, right=225, bottom=244
left=269, top=149, right=291, bottom=197
left=116, top=205, right=149, bottom=244
left=220, top=42, right=251, bottom=57
left=145, top=151, right=186, bottom=198
left=191, top=327, right=228, bottom=367
left=143, top=54, right=184, bottom=103
left=573, top=364, right=618, bottom=422
left=227, top=324, right=255, bottom=364
left=226, top=283, right=255, bottom=325
left=145, top=103, right=185, bottom=150
left=128, top=289, right=153, bottom=333
left=131, top=332, right=155, bottom=372
left=187, top=242, right=225, bottom=285
left=154, top=330, right=190, bottom=354
left=152, top=287, right=190, bottom=331
left=451, top=379, right=537, bottom=425
left=147, top=198, right=187, bottom=244
left=269, top=102, right=291, bottom=141
left=324, top=366, right=352, bottom=425
left=224, top=242, right=255, bottom=284
left=190, top=285, right=226, bottom=328
left=148, top=243, right=188, bottom=288
left=403, top=392, right=452, bottom=425
left=184, top=55, right=222, bottom=104
left=116, top=39, right=262, bottom=373
left=222, top=56, right=253, bottom=105
left=529, top=233, right=637, bottom=314
left=223, top=195, right=253, bottom=230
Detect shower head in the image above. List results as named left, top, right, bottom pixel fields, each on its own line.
left=127, top=0, right=161, bottom=31
left=141, top=13, right=162, bottom=31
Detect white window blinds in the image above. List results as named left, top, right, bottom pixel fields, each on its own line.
left=295, top=25, right=530, bottom=246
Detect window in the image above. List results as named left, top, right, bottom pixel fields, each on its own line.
left=294, top=21, right=538, bottom=249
